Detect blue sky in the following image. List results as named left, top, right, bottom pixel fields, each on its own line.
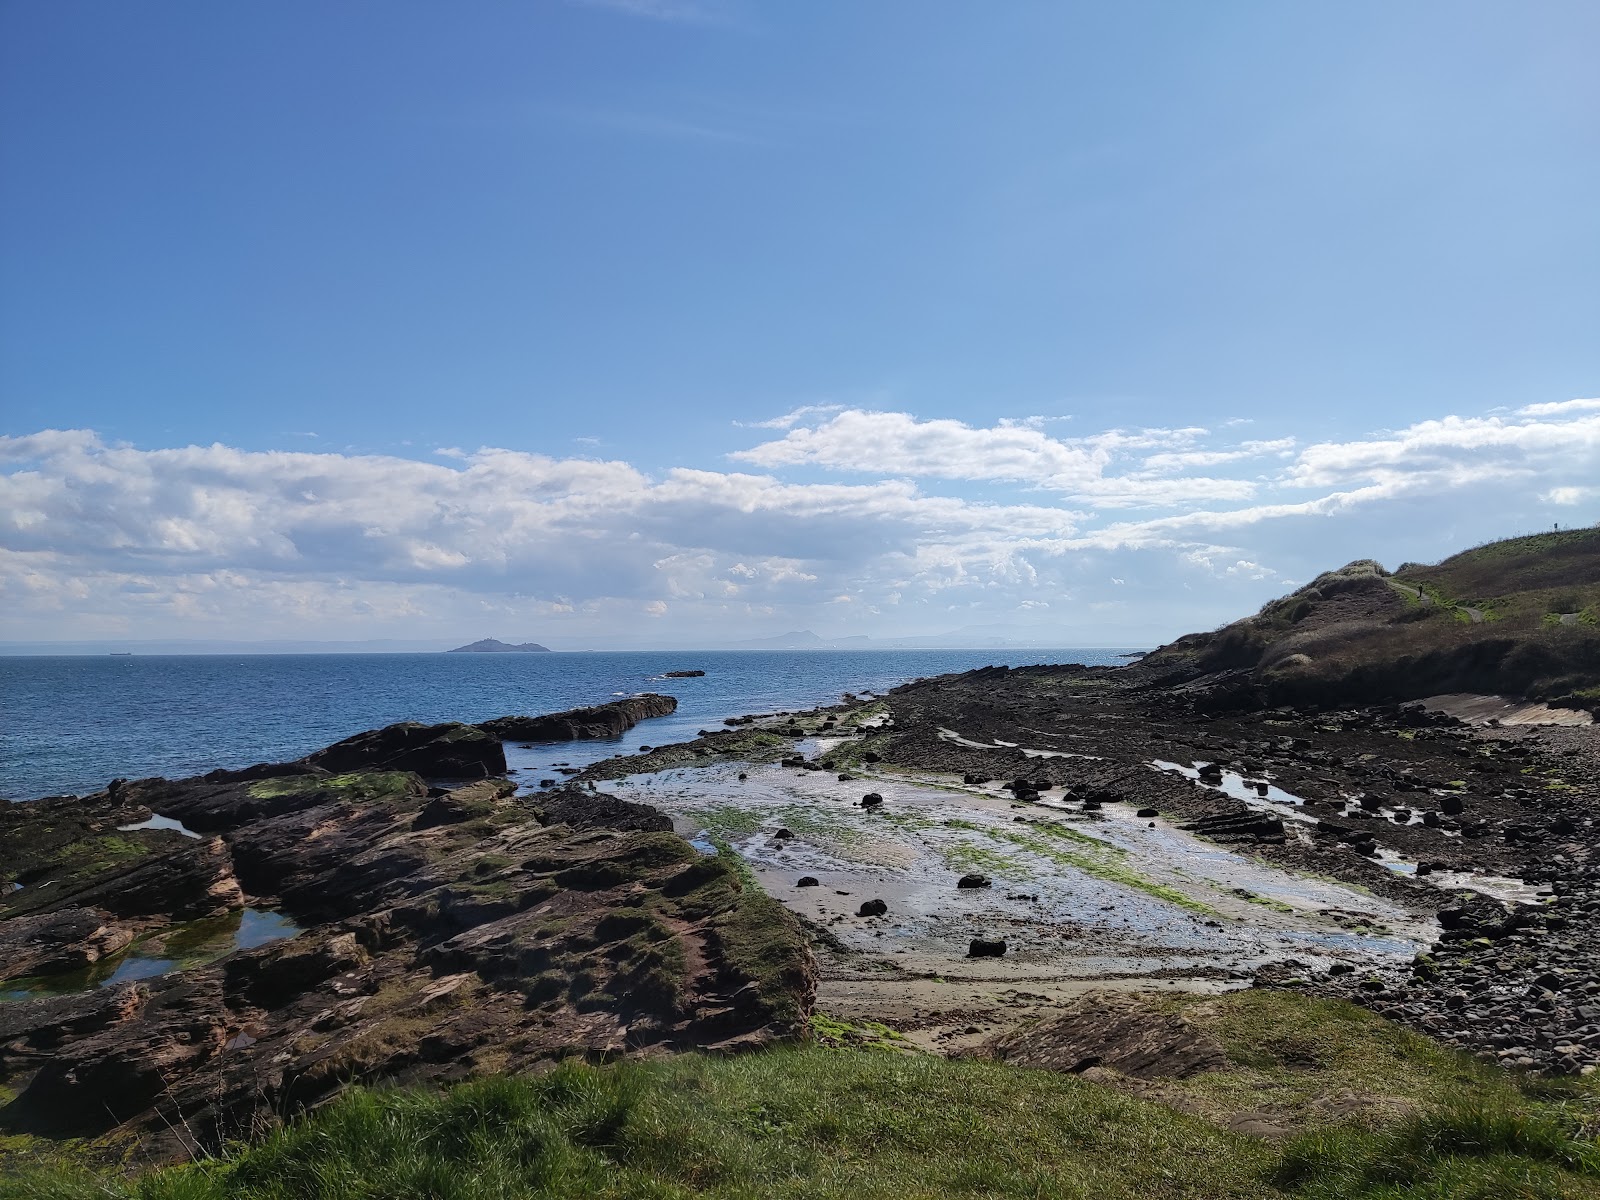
left=2, top=1, right=1597, bottom=646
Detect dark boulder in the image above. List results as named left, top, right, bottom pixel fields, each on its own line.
left=956, top=874, right=992, bottom=889
left=858, top=899, right=888, bottom=917
left=305, top=722, right=505, bottom=779
left=968, top=937, right=1007, bottom=958
left=535, top=786, right=672, bottom=833
left=478, top=695, right=677, bottom=744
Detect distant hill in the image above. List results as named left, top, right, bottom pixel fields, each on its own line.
left=446, top=638, right=551, bottom=654
left=726, top=630, right=830, bottom=650
left=1138, top=527, right=1600, bottom=710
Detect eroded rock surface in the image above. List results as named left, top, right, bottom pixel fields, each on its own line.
left=975, top=995, right=1227, bottom=1079
left=0, top=719, right=813, bottom=1162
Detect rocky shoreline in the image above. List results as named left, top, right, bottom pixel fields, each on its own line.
left=2, top=659, right=1595, bottom=1168
left=0, top=701, right=807, bottom=1162
left=576, top=662, right=1598, bottom=1075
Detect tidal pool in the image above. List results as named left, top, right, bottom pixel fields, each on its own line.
left=1, top=907, right=300, bottom=1002
left=611, top=757, right=1434, bottom=986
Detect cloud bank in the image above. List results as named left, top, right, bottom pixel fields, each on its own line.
left=2, top=399, right=1596, bottom=644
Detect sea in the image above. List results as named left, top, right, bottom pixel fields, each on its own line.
left=0, top=648, right=1132, bottom=802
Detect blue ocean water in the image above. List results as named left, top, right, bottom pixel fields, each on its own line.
left=0, top=648, right=1130, bottom=801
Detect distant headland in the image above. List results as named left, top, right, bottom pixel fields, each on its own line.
left=445, top=638, right=551, bottom=653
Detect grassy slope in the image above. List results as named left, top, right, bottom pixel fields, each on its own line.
left=1144, top=529, right=1600, bottom=706
left=6, top=993, right=1596, bottom=1200
left=1399, top=529, right=1600, bottom=610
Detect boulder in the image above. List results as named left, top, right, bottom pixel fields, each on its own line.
left=305, top=722, right=505, bottom=779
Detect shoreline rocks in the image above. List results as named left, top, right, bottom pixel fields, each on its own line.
left=478, top=694, right=678, bottom=743
left=0, top=709, right=813, bottom=1160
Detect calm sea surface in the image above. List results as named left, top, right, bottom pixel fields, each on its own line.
left=0, top=649, right=1130, bottom=801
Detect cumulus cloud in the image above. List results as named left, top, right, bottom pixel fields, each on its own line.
left=3, top=397, right=1597, bottom=642
left=730, top=409, right=1242, bottom=507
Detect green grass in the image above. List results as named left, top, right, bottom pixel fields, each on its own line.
left=1, top=1052, right=1280, bottom=1200
left=6, top=992, right=1598, bottom=1199
left=10, top=1032, right=1598, bottom=1199
left=1156, top=992, right=1580, bottom=1124
left=1273, top=1102, right=1600, bottom=1199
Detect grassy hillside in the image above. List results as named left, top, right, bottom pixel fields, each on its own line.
left=4, top=992, right=1597, bottom=1200
left=1143, top=528, right=1600, bottom=708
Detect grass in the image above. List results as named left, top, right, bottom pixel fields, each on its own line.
left=6, top=992, right=1598, bottom=1198
left=1, top=1052, right=1280, bottom=1200
left=1152, top=991, right=1586, bottom=1129
left=1147, top=527, right=1600, bottom=705
left=1273, top=1103, right=1600, bottom=1199
left=9, top=1011, right=1598, bottom=1200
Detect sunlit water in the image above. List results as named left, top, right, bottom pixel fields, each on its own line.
left=1, top=648, right=1132, bottom=800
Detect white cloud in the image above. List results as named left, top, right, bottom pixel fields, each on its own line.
left=734, top=403, right=846, bottom=430
left=3, top=396, right=1597, bottom=644
left=1518, top=398, right=1600, bottom=417
left=731, top=409, right=1234, bottom=507
left=1545, top=486, right=1594, bottom=505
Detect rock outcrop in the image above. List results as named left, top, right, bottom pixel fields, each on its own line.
left=975, top=996, right=1227, bottom=1079
left=304, top=721, right=506, bottom=778
left=0, top=714, right=813, bottom=1161
left=478, top=694, right=678, bottom=742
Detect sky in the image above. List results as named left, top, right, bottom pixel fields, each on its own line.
left=1, top=1, right=1597, bottom=648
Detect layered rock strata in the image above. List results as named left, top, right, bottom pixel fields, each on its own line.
left=0, top=716, right=812, bottom=1161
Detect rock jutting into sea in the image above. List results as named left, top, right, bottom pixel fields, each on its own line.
left=477, top=694, right=678, bottom=742
left=0, top=707, right=810, bottom=1162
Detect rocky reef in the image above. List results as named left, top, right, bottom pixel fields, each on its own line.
left=0, top=715, right=812, bottom=1162
left=480, top=694, right=678, bottom=742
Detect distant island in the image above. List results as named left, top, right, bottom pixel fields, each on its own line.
left=445, top=638, right=551, bottom=654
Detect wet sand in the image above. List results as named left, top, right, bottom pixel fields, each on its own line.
left=610, top=754, right=1434, bottom=1043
